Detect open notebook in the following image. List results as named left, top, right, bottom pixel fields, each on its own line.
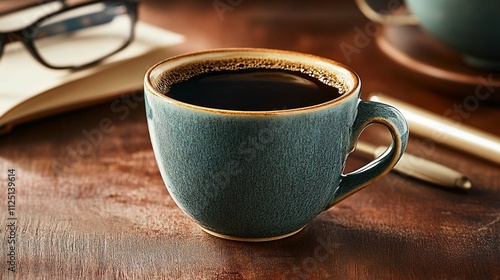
left=0, top=22, right=184, bottom=134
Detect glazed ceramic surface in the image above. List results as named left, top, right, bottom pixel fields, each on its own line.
left=406, top=0, right=500, bottom=68
left=144, top=49, right=408, bottom=241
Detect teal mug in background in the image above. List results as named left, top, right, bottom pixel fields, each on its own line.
left=356, top=0, right=500, bottom=70
left=144, top=48, right=409, bottom=242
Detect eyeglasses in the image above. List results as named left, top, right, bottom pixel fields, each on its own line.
left=0, top=0, right=138, bottom=70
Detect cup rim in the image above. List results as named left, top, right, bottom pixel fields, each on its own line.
left=144, top=48, right=360, bottom=116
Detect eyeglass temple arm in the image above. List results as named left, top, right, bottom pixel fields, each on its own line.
left=0, top=0, right=66, bottom=16
left=35, top=4, right=123, bottom=40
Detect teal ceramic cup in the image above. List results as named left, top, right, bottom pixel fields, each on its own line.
left=356, top=0, right=500, bottom=69
left=144, top=48, right=409, bottom=242
left=406, top=0, right=500, bottom=69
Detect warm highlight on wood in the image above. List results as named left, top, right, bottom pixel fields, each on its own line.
left=0, top=0, right=499, bottom=278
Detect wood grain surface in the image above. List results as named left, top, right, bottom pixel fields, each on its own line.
left=1, top=0, right=499, bottom=279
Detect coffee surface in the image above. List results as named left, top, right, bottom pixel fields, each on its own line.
left=164, top=68, right=341, bottom=111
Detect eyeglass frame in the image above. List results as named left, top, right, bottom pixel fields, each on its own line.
left=0, top=0, right=139, bottom=70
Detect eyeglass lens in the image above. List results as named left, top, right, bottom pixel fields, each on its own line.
left=32, top=1, right=133, bottom=68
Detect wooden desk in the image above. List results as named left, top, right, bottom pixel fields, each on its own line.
left=1, top=0, right=499, bottom=278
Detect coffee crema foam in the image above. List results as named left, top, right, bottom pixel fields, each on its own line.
left=155, top=57, right=350, bottom=96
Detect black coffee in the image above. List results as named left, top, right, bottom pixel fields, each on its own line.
left=164, top=68, right=341, bottom=111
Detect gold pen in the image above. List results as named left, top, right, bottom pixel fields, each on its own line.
left=355, top=141, right=472, bottom=190
left=369, top=93, right=500, bottom=165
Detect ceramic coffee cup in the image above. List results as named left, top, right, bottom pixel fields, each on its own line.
left=356, top=0, right=500, bottom=69
left=144, top=48, right=409, bottom=242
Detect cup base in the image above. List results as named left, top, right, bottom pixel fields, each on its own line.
left=199, top=226, right=305, bottom=242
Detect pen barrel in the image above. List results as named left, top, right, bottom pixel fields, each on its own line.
left=370, top=94, right=500, bottom=165
left=375, top=147, right=469, bottom=189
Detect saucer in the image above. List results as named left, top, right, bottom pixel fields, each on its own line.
left=376, top=25, right=500, bottom=102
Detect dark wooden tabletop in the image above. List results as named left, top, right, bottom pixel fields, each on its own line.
left=1, top=0, right=499, bottom=279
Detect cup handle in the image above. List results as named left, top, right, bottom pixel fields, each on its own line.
left=327, top=100, right=409, bottom=208
left=354, top=0, right=419, bottom=25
